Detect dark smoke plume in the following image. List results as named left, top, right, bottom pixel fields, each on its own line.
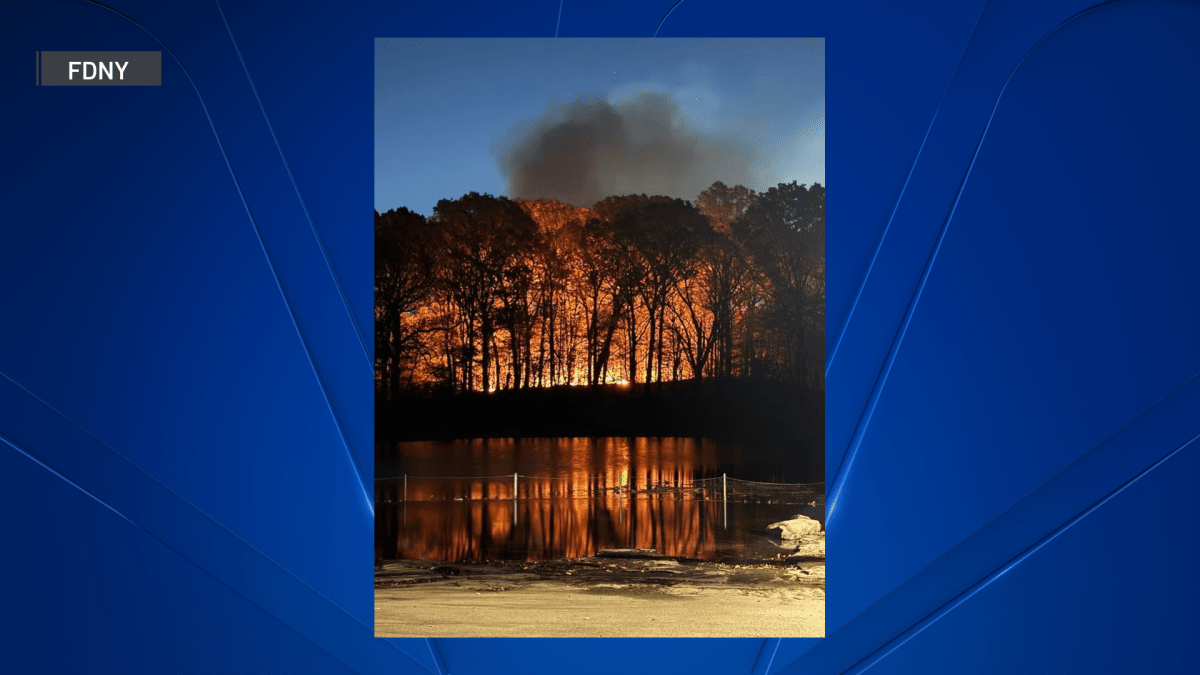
left=497, top=91, right=760, bottom=208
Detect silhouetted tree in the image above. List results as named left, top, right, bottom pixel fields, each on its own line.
left=575, top=212, right=624, bottom=385
left=517, top=199, right=593, bottom=386
left=695, top=182, right=758, bottom=378
left=431, top=193, right=540, bottom=393
left=376, top=182, right=825, bottom=395
left=375, top=207, right=434, bottom=397
left=590, top=195, right=652, bottom=385
left=608, top=196, right=712, bottom=387
left=735, top=182, right=825, bottom=384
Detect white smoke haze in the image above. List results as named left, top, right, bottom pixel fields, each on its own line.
left=495, top=82, right=819, bottom=208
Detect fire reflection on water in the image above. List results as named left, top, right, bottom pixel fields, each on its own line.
left=375, top=437, right=799, bottom=562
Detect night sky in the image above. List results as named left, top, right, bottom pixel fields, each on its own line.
left=375, top=38, right=824, bottom=216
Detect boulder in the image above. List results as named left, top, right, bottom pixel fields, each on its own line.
left=767, top=514, right=822, bottom=540
left=786, top=534, right=825, bottom=560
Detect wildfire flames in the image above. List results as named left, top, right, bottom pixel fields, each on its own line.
left=375, top=181, right=824, bottom=396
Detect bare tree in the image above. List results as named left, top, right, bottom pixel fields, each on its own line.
left=375, top=208, right=434, bottom=398
left=695, top=182, right=758, bottom=378
left=376, top=182, right=824, bottom=394
left=735, top=182, right=824, bottom=384
left=431, top=193, right=540, bottom=392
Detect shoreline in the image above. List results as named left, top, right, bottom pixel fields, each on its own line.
left=375, top=552, right=825, bottom=638
left=375, top=380, right=824, bottom=483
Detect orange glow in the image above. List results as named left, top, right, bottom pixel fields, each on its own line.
left=376, top=188, right=827, bottom=397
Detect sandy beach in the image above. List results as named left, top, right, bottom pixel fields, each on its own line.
left=375, top=554, right=825, bottom=638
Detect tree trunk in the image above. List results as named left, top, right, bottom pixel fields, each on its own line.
left=627, top=302, right=638, bottom=386
left=644, top=303, right=656, bottom=387
left=656, top=305, right=665, bottom=385
left=480, top=312, right=491, bottom=393
left=548, top=288, right=557, bottom=385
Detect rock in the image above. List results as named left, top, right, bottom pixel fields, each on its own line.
left=794, top=564, right=826, bottom=578
left=767, top=514, right=822, bottom=540
left=787, top=534, right=825, bottom=560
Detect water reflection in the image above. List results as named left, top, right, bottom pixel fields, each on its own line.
left=375, top=438, right=819, bottom=562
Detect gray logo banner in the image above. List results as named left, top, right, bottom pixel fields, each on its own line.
left=39, top=51, right=161, bottom=86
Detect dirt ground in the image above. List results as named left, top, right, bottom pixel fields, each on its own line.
left=374, top=555, right=824, bottom=638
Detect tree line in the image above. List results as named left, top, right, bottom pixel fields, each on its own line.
left=375, top=181, right=824, bottom=397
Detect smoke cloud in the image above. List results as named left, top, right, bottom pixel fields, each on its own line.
left=496, top=91, right=762, bottom=208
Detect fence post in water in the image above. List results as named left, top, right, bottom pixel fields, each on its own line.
left=619, top=472, right=625, bottom=524
left=403, top=475, right=407, bottom=502
left=723, top=473, right=728, bottom=530
left=512, top=473, right=518, bottom=526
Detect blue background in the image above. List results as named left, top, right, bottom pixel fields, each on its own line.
left=2, top=1, right=1198, bottom=673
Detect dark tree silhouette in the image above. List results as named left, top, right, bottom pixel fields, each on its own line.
left=516, top=199, right=593, bottom=386
left=608, top=196, right=712, bottom=388
left=694, top=182, right=758, bottom=379
left=576, top=212, right=625, bottom=385
left=375, top=207, right=434, bottom=398
left=734, top=182, right=825, bottom=385
left=589, top=195, right=651, bottom=385
left=374, top=183, right=825, bottom=396
left=431, top=192, right=540, bottom=393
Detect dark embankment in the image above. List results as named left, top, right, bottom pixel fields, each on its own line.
left=376, top=378, right=824, bottom=477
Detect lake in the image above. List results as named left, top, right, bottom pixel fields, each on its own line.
left=375, top=437, right=823, bottom=562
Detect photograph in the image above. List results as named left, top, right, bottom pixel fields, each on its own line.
left=374, top=37, right=825, bottom=638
